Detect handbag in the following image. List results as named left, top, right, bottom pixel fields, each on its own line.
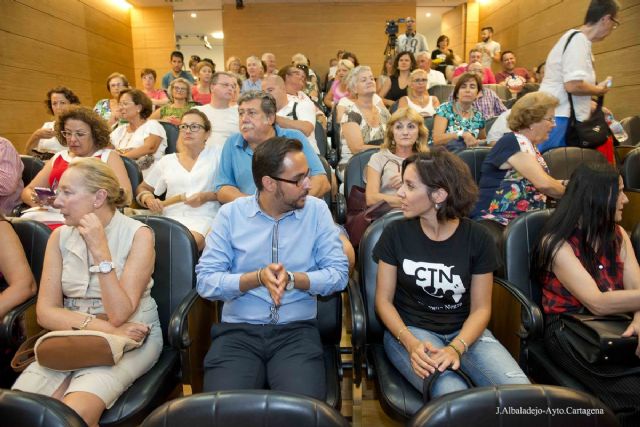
left=344, top=185, right=392, bottom=247
left=10, top=329, right=48, bottom=372
left=558, top=313, right=639, bottom=365
left=423, top=367, right=475, bottom=403
left=34, top=329, right=143, bottom=372
left=562, top=31, right=611, bottom=149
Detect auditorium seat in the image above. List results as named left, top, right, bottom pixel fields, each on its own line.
left=542, top=147, right=607, bottom=180
left=622, top=148, right=640, bottom=190
left=335, top=148, right=378, bottom=225
left=457, top=147, right=490, bottom=184
left=139, top=391, right=349, bottom=427
left=407, top=385, right=618, bottom=427
left=160, top=122, right=180, bottom=155
left=19, top=155, right=45, bottom=186
left=0, top=389, right=88, bottom=427
left=119, top=156, right=143, bottom=205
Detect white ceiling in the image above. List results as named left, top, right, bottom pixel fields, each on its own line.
left=128, top=0, right=466, bottom=8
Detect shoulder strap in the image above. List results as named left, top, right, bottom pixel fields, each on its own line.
left=562, top=31, right=583, bottom=120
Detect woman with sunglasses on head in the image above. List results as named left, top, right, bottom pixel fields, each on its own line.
left=21, top=106, right=132, bottom=226
left=110, top=89, right=167, bottom=178
left=365, top=108, right=429, bottom=208
left=136, top=110, right=220, bottom=250
left=149, top=78, right=197, bottom=126
left=397, top=69, right=440, bottom=118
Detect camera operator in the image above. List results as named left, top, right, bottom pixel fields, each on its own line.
left=396, top=17, right=428, bottom=54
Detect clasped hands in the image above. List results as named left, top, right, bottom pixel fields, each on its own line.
left=410, top=340, right=461, bottom=379
left=258, top=263, right=290, bottom=306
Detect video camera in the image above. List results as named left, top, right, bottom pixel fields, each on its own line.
left=385, top=18, right=406, bottom=36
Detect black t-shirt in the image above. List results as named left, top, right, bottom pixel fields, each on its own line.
left=373, top=217, right=499, bottom=333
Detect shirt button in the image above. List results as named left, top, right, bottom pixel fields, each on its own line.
left=598, top=265, right=604, bottom=270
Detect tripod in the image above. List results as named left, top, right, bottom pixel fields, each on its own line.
left=384, top=34, right=397, bottom=59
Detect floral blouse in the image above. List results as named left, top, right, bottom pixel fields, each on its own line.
left=435, top=102, right=485, bottom=153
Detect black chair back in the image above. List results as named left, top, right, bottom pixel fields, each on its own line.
left=457, top=147, right=490, bottom=184
left=389, top=101, right=399, bottom=114
left=315, top=121, right=328, bottom=158
left=632, top=222, right=640, bottom=265
left=424, top=116, right=434, bottom=136
left=621, top=115, right=640, bottom=145
left=542, top=147, right=607, bottom=180
left=0, top=389, right=88, bottom=427
left=140, top=391, right=350, bottom=427
left=484, top=84, right=512, bottom=101
left=330, top=107, right=340, bottom=150
left=20, top=155, right=45, bottom=186
left=160, top=122, right=180, bottom=154
left=408, top=384, right=618, bottom=427
left=131, top=216, right=198, bottom=343
left=622, top=148, right=640, bottom=190
left=120, top=156, right=143, bottom=196
left=318, top=157, right=332, bottom=208
left=8, top=218, right=52, bottom=285
left=502, top=209, right=553, bottom=305
left=485, top=116, right=498, bottom=134
left=343, top=148, right=378, bottom=198
left=428, top=85, right=454, bottom=103
left=358, top=211, right=404, bottom=343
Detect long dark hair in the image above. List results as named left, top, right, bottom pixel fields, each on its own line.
left=533, top=162, right=622, bottom=279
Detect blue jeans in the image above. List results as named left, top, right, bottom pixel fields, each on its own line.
left=384, top=327, right=529, bottom=398
left=538, top=116, right=569, bottom=153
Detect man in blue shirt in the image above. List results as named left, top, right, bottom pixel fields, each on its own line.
left=161, top=51, right=195, bottom=90
left=214, top=90, right=330, bottom=203
left=196, top=137, right=349, bottom=399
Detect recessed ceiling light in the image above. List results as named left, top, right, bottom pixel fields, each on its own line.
left=190, top=12, right=197, bottom=18
left=426, top=12, right=432, bottom=17
left=211, top=31, right=224, bottom=39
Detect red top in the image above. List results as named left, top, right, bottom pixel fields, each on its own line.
left=48, top=150, right=110, bottom=190
left=192, top=86, right=211, bottom=105
left=542, top=226, right=624, bottom=314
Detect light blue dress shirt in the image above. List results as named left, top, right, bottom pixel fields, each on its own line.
left=241, top=78, right=262, bottom=93
left=213, top=126, right=325, bottom=193
left=195, top=195, right=348, bottom=324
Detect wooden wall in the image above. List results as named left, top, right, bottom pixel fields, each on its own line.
left=441, top=2, right=481, bottom=64
left=222, top=2, right=415, bottom=81
left=131, top=7, right=176, bottom=89
left=479, top=0, right=640, bottom=119
left=0, top=0, right=134, bottom=153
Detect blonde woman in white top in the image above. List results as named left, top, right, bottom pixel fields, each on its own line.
left=397, top=69, right=440, bottom=117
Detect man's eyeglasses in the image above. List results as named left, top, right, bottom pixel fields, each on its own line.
left=61, top=130, right=90, bottom=139
left=178, top=123, right=206, bottom=132
left=268, top=170, right=311, bottom=187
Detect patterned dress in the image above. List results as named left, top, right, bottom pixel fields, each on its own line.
left=435, top=102, right=485, bottom=153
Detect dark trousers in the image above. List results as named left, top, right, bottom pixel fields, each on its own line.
left=203, top=320, right=326, bottom=400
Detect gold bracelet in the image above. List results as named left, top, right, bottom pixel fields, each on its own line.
left=396, top=326, right=409, bottom=341
left=448, top=343, right=462, bottom=359
left=456, top=337, right=469, bottom=353
left=256, top=268, right=264, bottom=287
left=72, top=315, right=93, bottom=331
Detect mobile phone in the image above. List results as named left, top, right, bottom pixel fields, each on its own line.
left=34, top=187, right=56, bottom=199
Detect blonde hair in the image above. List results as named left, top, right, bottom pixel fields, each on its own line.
left=66, top=159, right=130, bottom=208
left=407, top=69, right=429, bottom=98
left=381, top=108, right=429, bottom=154
left=167, top=78, right=193, bottom=102
left=508, top=92, right=559, bottom=131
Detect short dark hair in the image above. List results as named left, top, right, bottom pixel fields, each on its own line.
left=238, top=90, right=277, bottom=118
left=402, top=151, right=478, bottom=221
left=182, top=108, right=212, bottom=132
left=140, top=68, right=157, bottom=80
left=453, top=72, right=482, bottom=100
left=393, top=51, right=416, bottom=76
left=45, top=86, right=80, bottom=115
left=105, top=72, right=129, bottom=92
left=171, top=51, right=184, bottom=61
left=118, top=89, right=153, bottom=119
left=584, top=0, right=620, bottom=24
left=481, top=26, right=494, bottom=33
left=436, top=35, right=449, bottom=45
left=56, top=106, right=111, bottom=149
left=500, top=50, right=514, bottom=61
left=252, top=137, right=303, bottom=191
left=340, top=51, right=360, bottom=67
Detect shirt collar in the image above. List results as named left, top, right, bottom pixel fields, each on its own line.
left=233, top=125, right=284, bottom=150
left=246, top=192, right=304, bottom=220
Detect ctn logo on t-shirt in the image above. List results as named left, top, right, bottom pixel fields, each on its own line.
left=403, top=259, right=465, bottom=303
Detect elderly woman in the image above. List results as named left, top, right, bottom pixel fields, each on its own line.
left=191, top=61, right=214, bottom=105
left=432, top=72, right=486, bottom=153
left=323, top=59, right=353, bottom=110
left=472, top=92, right=565, bottom=225
left=25, top=87, right=81, bottom=158
left=0, top=215, right=36, bottom=318
left=140, top=69, right=169, bottom=110
left=398, top=69, right=440, bottom=117
left=12, top=159, right=162, bottom=427
left=111, top=89, right=167, bottom=177
left=365, top=108, right=429, bottom=208
left=380, top=51, right=416, bottom=107
left=374, top=150, right=529, bottom=398
left=94, top=72, right=129, bottom=127
left=338, top=66, right=391, bottom=179
left=225, top=56, right=242, bottom=76
left=149, top=78, right=197, bottom=126
left=21, top=107, right=132, bottom=225
left=136, top=110, right=220, bottom=251
left=533, top=162, right=640, bottom=426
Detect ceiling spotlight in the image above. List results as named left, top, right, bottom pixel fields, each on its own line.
left=190, top=12, right=197, bottom=18
left=236, top=0, right=244, bottom=9
left=426, top=12, right=432, bottom=17
left=211, top=31, right=224, bottom=39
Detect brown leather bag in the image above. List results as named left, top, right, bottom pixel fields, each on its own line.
left=345, top=185, right=392, bottom=248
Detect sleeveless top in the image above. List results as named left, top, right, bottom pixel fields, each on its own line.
left=331, top=79, right=350, bottom=105
left=49, top=149, right=111, bottom=189
left=541, top=226, right=624, bottom=314
left=407, top=96, right=436, bottom=117
left=386, top=76, right=407, bottom=101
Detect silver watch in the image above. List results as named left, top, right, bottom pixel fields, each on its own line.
left=286, top=271, right=295, bottom=291
left=89, top=261, right=115, bottom=274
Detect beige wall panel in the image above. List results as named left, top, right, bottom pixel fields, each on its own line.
left=0, top=100, right=51, bottom=134
left=594, top=4, right=640, bottom=53
left=0, top=65, right=93, bottom=105
left=441, top=4, right=465, bottom=59
left=15, top=0, right=86, bottom=25
left=595, top=44, right=640, bottom=88
left=81, top=0, right=131, bottom=25
left=131, top=7, right=175, bottom=89
left=84, top=6, right=133, bottom=47
left=222, top=2, right=415, bottom=79
left=3, top=134, right=32, bottom=154
left=608, top=86, right=640, bottom=121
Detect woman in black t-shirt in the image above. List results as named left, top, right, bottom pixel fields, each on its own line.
left=374, top=151, right=528, bottom=397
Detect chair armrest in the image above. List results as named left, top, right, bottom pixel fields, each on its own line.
left=167, top=289, right=200, bottom=350
left=494, top=277, right=544, bottom=340
left=348, top=278, right=366, bottom=386
left=335, top=193, right=346, bottom=225
left=327, top=149, right=338, bottom=169
left=0, top=297, right=36, bottom=348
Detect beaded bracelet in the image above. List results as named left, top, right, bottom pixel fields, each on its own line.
left=396, top=326, right=409, bottom=341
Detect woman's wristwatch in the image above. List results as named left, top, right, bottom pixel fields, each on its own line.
left=456, top=130, right=464, bottom=141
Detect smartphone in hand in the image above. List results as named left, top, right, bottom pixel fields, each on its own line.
left=34, top=187, right=56, bottom=205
